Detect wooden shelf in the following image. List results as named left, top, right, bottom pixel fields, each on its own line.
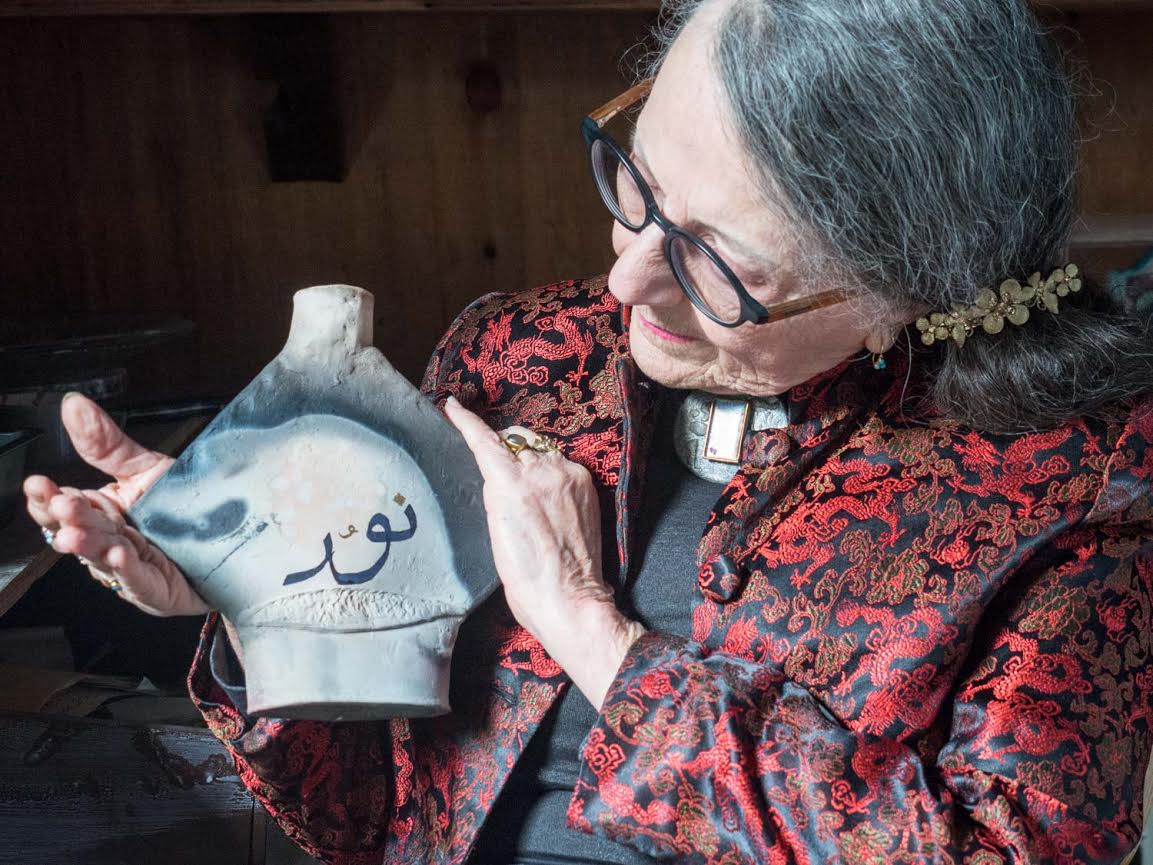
left=1072, top=214, right=1153, bottom=248
left=0, top=0, right=1146, bottom=21
left=0, top=0, right=656, bottom=15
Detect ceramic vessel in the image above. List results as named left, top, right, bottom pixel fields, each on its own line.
left=130, top=286, right=498, bottom=721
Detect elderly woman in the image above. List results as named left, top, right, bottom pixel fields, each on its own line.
left=22, top=0, right=1153, bottom=862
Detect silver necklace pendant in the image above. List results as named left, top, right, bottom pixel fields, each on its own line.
left=673, top=391, right=788, bottom=484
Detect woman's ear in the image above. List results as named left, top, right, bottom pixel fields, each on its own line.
left=864, top=301, right=929, bottom=353
left=863, top=329, right=897, bottom=355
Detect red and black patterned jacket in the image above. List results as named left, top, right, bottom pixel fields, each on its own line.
left=189, top=276, right=1153, bottom=865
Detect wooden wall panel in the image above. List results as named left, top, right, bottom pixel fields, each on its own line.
left=1062, top=11, right=1153, bottom=216
left=1056, top=11, right=1153, bottom=278
left=0, top=13, right=649, bottom=397
left=0, top=10, right=1150, bottom=401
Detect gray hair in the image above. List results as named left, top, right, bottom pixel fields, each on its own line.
left=646, top=0, right=1153, bottom=433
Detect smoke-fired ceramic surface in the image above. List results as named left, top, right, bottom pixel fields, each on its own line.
left=131, top=286, right=498, bottom=720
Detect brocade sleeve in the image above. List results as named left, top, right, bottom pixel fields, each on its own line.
left=570, top=417, right=1153, bottom=864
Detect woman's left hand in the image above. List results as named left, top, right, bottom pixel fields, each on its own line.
left=444, top=396, right=645, bottom=708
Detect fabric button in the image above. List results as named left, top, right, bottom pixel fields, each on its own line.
left=698, top=555, right=747, bottom=604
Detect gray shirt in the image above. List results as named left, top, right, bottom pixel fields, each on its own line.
left=471, top=390, right=718, bottom=864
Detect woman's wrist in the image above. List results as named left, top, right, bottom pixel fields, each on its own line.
left=543, top=602, right=646, bottom=709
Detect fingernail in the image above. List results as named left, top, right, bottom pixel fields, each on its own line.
left=445, top=395, right=460, bottom=408
left=62, top=391, right=81, bottom=403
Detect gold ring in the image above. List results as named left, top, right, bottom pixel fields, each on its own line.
left=531, top=435, right=560, bottom=454
left=105, top=579, right=123, bottom=593
left=502, top=433, right=529, bottom=457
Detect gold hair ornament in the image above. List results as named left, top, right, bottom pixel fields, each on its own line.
left=916, top=264, right=1083, bottom=349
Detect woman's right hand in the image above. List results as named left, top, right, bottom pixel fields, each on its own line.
left=23, top=392, right=211, bottom=618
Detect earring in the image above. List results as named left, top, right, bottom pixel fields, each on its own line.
left=871, top=352, right=887, bottom=371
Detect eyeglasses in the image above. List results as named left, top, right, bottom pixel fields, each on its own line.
left=581, top=78, right=850, bottom=328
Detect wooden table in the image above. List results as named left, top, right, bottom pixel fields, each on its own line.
left=0, top=712, right=319, bottom=864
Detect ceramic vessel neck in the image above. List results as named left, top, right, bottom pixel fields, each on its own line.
left=282, top=284, right=374, bottom=367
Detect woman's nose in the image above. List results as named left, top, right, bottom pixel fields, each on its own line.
left=608, top=221, right=685, bottom=308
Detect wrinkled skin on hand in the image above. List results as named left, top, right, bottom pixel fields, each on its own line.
left=23, top=393, right=210, bottom=618
left=444, top=396, right=644, bottom=708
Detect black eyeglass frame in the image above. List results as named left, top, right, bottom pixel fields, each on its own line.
left=581, top=78, right=850, bottom=327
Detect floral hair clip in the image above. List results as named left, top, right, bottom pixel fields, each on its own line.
left=916, top=264, right=1083, bottom=349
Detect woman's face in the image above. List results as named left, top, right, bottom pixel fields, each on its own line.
left=607, top=12, right=882, bottom=396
